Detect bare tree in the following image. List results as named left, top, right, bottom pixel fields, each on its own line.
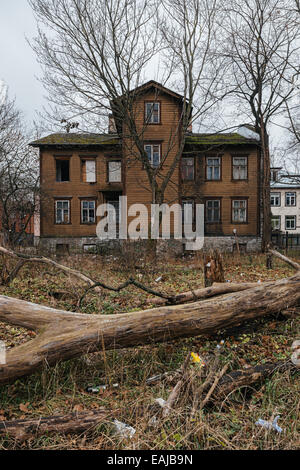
left=0, top=87, right=39, bottom=247
left=221, top=0, right=300, bottom=250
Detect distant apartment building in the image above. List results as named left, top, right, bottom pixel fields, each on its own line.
left=271, top=170, right=300, bottom=234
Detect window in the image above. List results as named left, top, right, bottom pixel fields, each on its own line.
left=81, top=159, right=96, bottom=183
left=108, top=161, right=122, bottom=182
left=271, top=192, right=281, bottom=207
left=182, top=199, right=194, bottom=228
left=206, top=157, right=221, bottom=180
left=107, top=200, right=120, bottom=225
left=144, top=144, right=161, bottom=168
left=232, top=199, right=247, bottom=223
left=285, top=215, right=296, bottom=230
left=181, top=157, right=195, bottom=181
left=206, top=200, right=221, bottom=223
left=271, top=216, right=281, bottom=231
left=56, top=160, right=70, bottom=182
left=81, top=200, right=96, bottom=224
left=285, top=192, right=296, bottom=206
left=232, top=156, right=247, bottom=180
left=55, top=200, right=70, bottom=224
left=145, top=102, right=160, bottom=124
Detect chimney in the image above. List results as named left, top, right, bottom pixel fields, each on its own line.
left=108, top=114, right=117, bottom=134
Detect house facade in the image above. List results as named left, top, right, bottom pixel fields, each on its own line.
left=271, top=174, right=300, bottom=235
left=30, top=81, right=262, bottom=254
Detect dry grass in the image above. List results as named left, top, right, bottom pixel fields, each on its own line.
left=0, top=250, right=299, bottom=450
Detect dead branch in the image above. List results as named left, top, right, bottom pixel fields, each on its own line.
left=0, top=269, right=300, bottom=385
left=0, top=409, right=110, bottom=441
left=268, top=249, right=300, bottom=271
left=201, top=363, right=229, bottom=409
left=144, top=282, right=263, bottom=306
left=162, top=354, right=190, bottom=418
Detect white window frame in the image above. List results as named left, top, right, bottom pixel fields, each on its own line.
left=285, top=215, right=296, bottom=230
left=271, top=215, right=281, bottom=230
left=206, top=157, right=221, bottom=180
left=232, top=199, right=247, bottom=223
left=81, top=200, right=96, bottom=224
left=232, top=156, right=248, bottom=180
left=144, top=144, right=161, bottom=168
left=285, top=192, right=296, bottom=206
left=271, top=192, right=281, bottom=207
left=108, top=160, right=122, bottom=183
left=145, top=102, right=160, bottom=124
left=55, top=200, right=70, bottom=224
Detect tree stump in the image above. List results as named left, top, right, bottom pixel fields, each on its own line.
left=204, top=250, right=225, bottom=287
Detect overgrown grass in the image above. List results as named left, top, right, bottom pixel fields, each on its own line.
left=0, top=251, right=299, bottom=450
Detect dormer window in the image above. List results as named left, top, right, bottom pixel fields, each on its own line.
left=145, top=102, right=160, bottom=124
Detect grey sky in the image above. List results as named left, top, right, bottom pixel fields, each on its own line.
left=0, top=1, right=45, bottom=122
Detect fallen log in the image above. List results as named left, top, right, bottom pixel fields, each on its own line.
left=144, top=281, right=263, bottom=306
left=212, top=360, right=297, bottom=402
left=0, top=269, right=300, bottom=385
left=0, top=409, right=110, bottom=441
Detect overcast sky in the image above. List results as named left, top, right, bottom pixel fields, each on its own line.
left=0, top=1, right=45, bottom=123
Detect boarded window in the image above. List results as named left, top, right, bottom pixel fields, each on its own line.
left=55, top=200, right=70, bottom=224
left=232, top=200, right=247, bottom=223
left=181, top=157, right=195, bottom=181
left=82, top=160, right=96, bottom=183
left=81, top=200, right=96, bottom=223
left=108, top=161, right=122, bottom=182
left=206, top=200, right=221, bottom=223
left=56, top=160, right=70, bottom=182
left=232, top=156, right=247, bottom=180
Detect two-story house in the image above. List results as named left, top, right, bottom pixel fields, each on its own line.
left=30, top=81, right=262, bottom=254
left=271, top=171, right=300, bottom=235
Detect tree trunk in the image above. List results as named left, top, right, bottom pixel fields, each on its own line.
left=0, top=270, right=300, bottom=385
left=0, top=409, right=110, bottom=441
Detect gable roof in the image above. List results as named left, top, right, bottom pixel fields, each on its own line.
left=128, top=80, right=184, bottom=101
left=30, top=133, right=120, bottom=148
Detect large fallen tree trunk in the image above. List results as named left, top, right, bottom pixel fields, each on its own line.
left=1, top=268, right=300, bottom=385
left=0, top=409, right=110, bottom=441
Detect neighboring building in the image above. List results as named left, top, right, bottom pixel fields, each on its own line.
left=30, top=81, right=262, bottom=254
left=271, top=171, right=300, bottom=234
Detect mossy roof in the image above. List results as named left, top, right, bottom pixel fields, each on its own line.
left=30, top=133, right=121, bottom=147
left=185, top=133, right=260, bottom=146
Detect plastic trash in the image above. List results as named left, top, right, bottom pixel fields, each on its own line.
left=114, top=419, right=136, bottom=439
left=255, top=415, right=283, bottom=433
left=155, top=276, right=162, bottom=283
left=86, top=383, right=119, bottom=393
left=155, top=398, right=167, bottom=408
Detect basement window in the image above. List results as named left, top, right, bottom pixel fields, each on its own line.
left=56, top=159, right=70, bottom=182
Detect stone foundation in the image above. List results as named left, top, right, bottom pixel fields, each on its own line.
left=37, top=235, right=262, bottom=255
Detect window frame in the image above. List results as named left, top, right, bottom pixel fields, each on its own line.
left=206, top=156, right=221, bottom=181
left=144, top=101, right=161, bottom=124
left=80, top=199, right=96, bottom=225
left=181, top=157, right=195, bottom=181
left=271, top=192, right=281, bottom=207
left=55, top=199, right=71, bottom=225
left=55, top=156, right=71, bottom=183
left=231, top=198, right=248, bottom=224
left=107, top=160, right=122, bottom=183
left=232, top=155, right=248, bottom=181
left=181, top=198, right=195, bottom=229
left=205, top=198, right=222, bottom=224
left=285, top=192, right=296, bottom=207
left=144, top=143, right=161, bottom=168
left=80, top=157, right=97, bottom=183
left=271, top=215, right=281, bottom=231
left=285, top=215, right=296, bottom=230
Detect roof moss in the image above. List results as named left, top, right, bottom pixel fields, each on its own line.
left=185, top=133, right=259, bottom=146
left=30, top=133, right=121, bottom=147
